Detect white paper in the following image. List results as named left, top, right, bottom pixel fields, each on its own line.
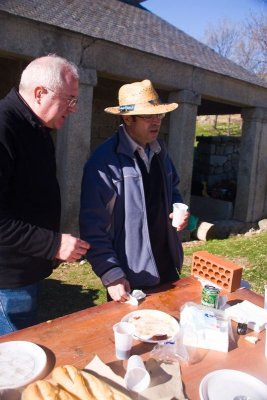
left=225, top=300, right=267, bottom=332
left=124, top=290, right=146, bottom=305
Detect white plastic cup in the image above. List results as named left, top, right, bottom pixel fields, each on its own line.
left=172, top=203, right=188, bottom=228
left=124, top=355, right=150, bottom=393
left=113, top=322, right=134, bottom=360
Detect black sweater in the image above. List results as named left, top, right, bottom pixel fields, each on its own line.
left=0, top=89, right=61, bottom=288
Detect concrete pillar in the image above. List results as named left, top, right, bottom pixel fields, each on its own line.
left=168, top=89, right=201, bottom=205
left=56, top=67, right=97, bottom=235
left=234, top=107, right=267, bottom=222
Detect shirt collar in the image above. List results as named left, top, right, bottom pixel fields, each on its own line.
left=12, top=89, right=51, bottom=134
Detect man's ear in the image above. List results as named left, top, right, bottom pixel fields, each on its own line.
left=34, top=86, right=45, bottom=102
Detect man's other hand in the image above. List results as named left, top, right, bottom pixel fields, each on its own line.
left=56, top=233, right=90, bottom=262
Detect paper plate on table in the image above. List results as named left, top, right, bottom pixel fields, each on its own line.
left=121, top=309, right=179, bottom=343
left=0, top=341, right=47, bottom=389
left=199, top=369, right=267, bottom=400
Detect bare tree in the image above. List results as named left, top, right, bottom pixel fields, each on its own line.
left=203, top=18, right=240, bottom=59
left=203, top=10, right=267, bottom=80
left=241, top=11, right=267, bottom=78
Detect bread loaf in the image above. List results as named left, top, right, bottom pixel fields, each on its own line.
left=53, top=365, right=131, bottom=400
left=22, top=364, right=132, bottom=400
left=52, top=365, right=95, bottom=400
left=21, top=379, right=78, bottom=400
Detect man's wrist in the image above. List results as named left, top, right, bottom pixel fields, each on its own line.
left=101, top=267, right=126, bottom=286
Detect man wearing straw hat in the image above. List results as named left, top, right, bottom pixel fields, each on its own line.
left=80, top=80, right=189, bottom=302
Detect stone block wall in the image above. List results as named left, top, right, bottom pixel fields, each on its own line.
left=192, top=136, right=241, bottom=201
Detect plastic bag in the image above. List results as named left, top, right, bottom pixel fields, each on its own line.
left=150, top=332, right=190, bottom=364
left=180, top=302, right=235, bottom=353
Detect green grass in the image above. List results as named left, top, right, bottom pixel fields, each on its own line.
left=39, top=231, right=267, bottom=322
left=195, top=122, right=241, bottom=137
left=181, top=231, right=267, bottom=295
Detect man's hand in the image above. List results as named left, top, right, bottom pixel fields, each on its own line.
left=169, top=211, right=190, bottom=231
left=56, top=233, right=90, bottom=262
left=107, top=277, right=131, bottom=302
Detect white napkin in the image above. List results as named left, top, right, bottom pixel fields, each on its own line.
left=124, top=290, right=146, bottom=305
left=85, top=355, right=187, bottom=400
left=225, top=300, right=267, bottom=332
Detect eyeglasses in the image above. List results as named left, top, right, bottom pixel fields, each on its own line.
left=136, top=113, right=166, bottom=121
left=44, top=86, right=78, bottom=108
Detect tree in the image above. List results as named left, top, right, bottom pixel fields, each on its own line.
left=203, top=10, right=267, bottom=80
left=203, top=18, right=240, bottom=59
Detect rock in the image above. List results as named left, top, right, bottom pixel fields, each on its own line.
left=258, top=219, right=267, bottom=231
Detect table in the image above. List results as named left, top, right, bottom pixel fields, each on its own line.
left=1, top=276, right=267, bottom=399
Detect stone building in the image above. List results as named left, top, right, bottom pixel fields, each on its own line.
left=0, top=0, right=266, bottom=235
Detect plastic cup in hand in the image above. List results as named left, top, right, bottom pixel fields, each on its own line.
left=172, top=203, right=188, bottom=228
left=113, top=322, right=134, bottom=360
left=124, top=355, right=150, bottom=393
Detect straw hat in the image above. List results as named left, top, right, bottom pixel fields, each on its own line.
left=104, top=79, right=178, bottom=115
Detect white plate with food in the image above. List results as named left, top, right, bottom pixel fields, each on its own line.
left=0, top=340, right=47, bottom=389
left=199, top=369, right=267, bottom=400
left=121, top=309, right=180, bottom=343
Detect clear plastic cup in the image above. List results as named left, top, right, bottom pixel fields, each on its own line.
left=113, top=322, right=134, bottom=360
left=124, top=355, right=150, bottom=393
left=172, top=203, right=188, bottom=228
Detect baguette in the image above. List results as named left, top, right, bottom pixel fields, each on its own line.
left=53, top=365, right=131, bottom=400
left=22, top=364, right=132, bottom=400
left=81, top=370, right=131, bottom=400
left=21, top=379, right=78, bottom=400
left=52, top=365, right=95, bottom=400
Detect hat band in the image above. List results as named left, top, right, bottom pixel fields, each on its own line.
left=118, top=98, right=162, bottom=113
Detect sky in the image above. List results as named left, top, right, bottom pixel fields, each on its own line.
left=144, top=0, right=267, bottom=41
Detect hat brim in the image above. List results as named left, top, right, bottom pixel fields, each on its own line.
left=104, top=102, right=178, bottom=115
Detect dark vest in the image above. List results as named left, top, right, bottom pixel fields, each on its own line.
left=135, top=151, right=176, bottom=283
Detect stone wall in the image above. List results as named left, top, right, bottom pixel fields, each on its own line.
left=192, top=136, right=241, bottom=201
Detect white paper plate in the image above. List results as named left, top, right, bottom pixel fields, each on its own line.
left=0, top=340, right=47, bottom=389
left=121, top=309, right=180, bottom=343
left=199, top=369, right=267, bottom=400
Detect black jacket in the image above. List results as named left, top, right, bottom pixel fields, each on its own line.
left=0, top=89, right=61, bottom=288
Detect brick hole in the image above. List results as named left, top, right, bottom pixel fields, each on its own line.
left=202, top=266, right=208, bottom=271
left=212, top=264, right=218, bottom=271
left=192, top=268, right=198, bottom=273
left=210, top=277, right=216, bottom=282
left=223, top=283, right=229, bottom=288
left=199, top=271, right=204, bottom=276
left=206, top=261, right=212, bottom=268
left=219, top=267, right=224, bottom=273
left=217, top=280, right=222, bottom=285
left=215, top=272, right=220, bottom=277
left=204, top=274, right=209, bottom=279
left=208, top=269, right=214, bottom=275
left=221, top=275, right=227, bottom=281
left=225, top=270, right=231, bottom=276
